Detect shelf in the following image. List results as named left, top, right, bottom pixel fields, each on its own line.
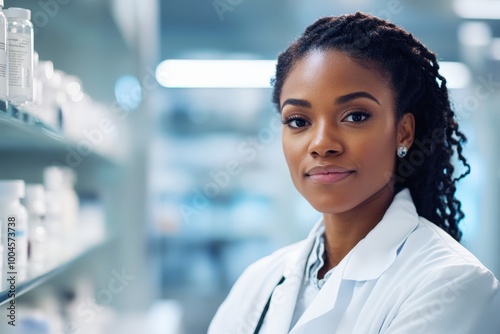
left=0, top=101, right=120, bottom=167
left=0, top=239, right=110, bottom=306
left=0, top=102, right=63, bottom=147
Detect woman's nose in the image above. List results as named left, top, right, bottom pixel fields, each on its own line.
left=308, top=122, right=343, bottom=157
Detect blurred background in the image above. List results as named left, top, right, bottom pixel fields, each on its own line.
left=0, top=0, right=499, bottom=333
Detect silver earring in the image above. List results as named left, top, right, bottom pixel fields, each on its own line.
left=397, top=145, right=407, bottom=158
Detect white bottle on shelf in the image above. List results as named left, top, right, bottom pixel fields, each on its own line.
left=5, top=7, right=33, bottom=106
left=43, top=188, right=62, bottom=266
left=0, top=0, right=8, bottom=100
left=0, top=180, right=28, bottom=272
left=36, top=60, right=58, bottom=127
left=44, top=166, right=79, bottom=255
left=24, top=184, right=47, bottom=272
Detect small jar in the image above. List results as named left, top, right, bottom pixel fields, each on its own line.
left=5, top=7, right=33, bottom=105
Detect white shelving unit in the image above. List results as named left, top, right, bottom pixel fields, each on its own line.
left=0, top=101, right=122, bottom=309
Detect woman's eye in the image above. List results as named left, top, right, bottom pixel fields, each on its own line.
left=283, top=117, right=309, bottom=128
left=344, top=111, right=371, bottom=123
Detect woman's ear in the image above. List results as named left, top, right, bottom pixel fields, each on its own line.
left=397, top=113, right=415, bottom=149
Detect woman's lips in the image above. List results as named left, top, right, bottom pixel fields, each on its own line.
left=306, top=165, right=355, bottom=184
left=307, top=171, right=353, bottom=184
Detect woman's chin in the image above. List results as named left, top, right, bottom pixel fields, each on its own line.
left=307, top=200, right=355, bottom=215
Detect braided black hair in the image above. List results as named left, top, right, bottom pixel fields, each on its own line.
left=271, top=12, right=470, bottom=241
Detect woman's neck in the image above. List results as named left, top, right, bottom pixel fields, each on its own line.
left=320, top=185, right=395, bottom=275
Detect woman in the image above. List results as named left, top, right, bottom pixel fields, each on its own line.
left=208, top=12, right=500, bottom=334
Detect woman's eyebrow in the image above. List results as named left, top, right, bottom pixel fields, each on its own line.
left=281, top=92, right=381, bottom=111
left=280, top=98, right=311, bottom=111
left=335, top=91, right=381, bottom=105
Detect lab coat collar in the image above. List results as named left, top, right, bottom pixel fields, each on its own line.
left=342, top=188, right=419, bottom=280
left=289, top=188, right=419, bottom=281
left=282, top=187, right=418, bottom=285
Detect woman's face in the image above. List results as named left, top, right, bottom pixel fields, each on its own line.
left=280, top=49, right=410, bottom=214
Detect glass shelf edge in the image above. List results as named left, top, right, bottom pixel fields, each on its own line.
left=0, top=101, right=122, bottom=166
left=0, top=238, right=112, bottom=306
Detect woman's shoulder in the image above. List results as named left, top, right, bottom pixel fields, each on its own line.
left=410, top=216, right=490, bottom=267
left=384, top=217, right=500, bottom=332
left=397, top=215, right=499, bottom=290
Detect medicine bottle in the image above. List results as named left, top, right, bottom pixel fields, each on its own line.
left=44, top=166, right=79, bottom=261
left=24, top=184, right=47, bottom=271
left=44, top=166, right=79, bottom=239
left=0, top=0, right=8, bottom=100
left=43, top=186, right=62, bottom=265
left=0, top=180, right=28, bottom=270
left=5, top=7, right=33, bottom=105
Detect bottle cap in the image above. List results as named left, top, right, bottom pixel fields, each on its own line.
left=5, top=8, right=31, bottom=20
left=0, top=180, right=25, bottom=198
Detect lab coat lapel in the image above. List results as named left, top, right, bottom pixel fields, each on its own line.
left=289, top=251, right=352, bottom=333
left=264, top=219, right=323, bottom=334
left=342, top=189, right=419, bottom=281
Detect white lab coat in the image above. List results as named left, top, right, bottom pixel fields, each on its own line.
left=208, top=189, right=500, bottom=334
